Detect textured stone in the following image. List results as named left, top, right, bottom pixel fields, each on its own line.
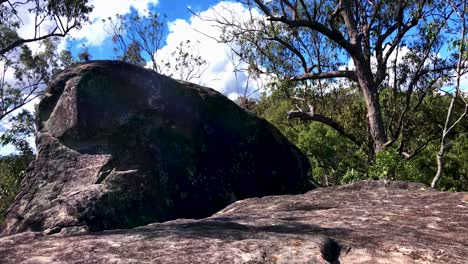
left=0, top=181, right=466, bottom=263
left=1, top=61, right=311, bottom=236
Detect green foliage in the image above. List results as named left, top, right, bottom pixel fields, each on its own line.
left=0, top=110, right=35, bottom=156
left=105, top=11, right=207, bottom=82
left=368, top=149, right=405, bottom=180
left=160, top=40, right=208, bottom=81
left=106, top=11, right=166, bottom=71
left=340, top=169, right=366, bottom=185
left=0, top=0, right=92, bottom=57
left=443, top=134, right=468, bottom=191
left=0, top=0, right=92, bottom=142
left=0, top=0, right=91, bottom=220
left=46, top=0, right=93, bottom=21
left=254, top=92, right=367, bottom=186
left=0, top=154, right=33, bottom=224
left=0, top=25, right=20, bottom=51
left=1, top=38, right=73, bottom=154
left=121, top=41, right=146, bottom=67
left=252, top=84, right=468, bottom=190
left=217, top=0, right=468, bottom=188
left=295, top=122, right=367, bottom=185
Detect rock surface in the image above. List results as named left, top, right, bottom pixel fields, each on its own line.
left=1, top=61, right=311, bottom=236
left=0, top=181, right=466, bottom=263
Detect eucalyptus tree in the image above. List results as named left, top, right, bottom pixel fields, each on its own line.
left=105, top=11, right=208, bottom=82
left=431, top=0, right=468, bottom=188
left=159, top=40, right=208, bottom=82
left=105, top=11, right=165, bottom=72
left=213, top=0, right=462, bottom=159
left=0, top=0, right=92, bottom=122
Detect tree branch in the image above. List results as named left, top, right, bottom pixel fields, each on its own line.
left=290, top=70, right=358, bottom=82
left=266, top=36, right=309, bottom=73
left=253, top=0, right=356, bottom=55
left=287, top=109, right=361, bottom=146
left=0, top=25, right=76, bottom=56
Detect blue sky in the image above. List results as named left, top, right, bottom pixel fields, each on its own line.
left=61, top=0, right=264, bottom=98
left=68, top=0, right=221, bottom=60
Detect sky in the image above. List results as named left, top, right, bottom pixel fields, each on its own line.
left=58, top=0, right=468, bottom=96
left=65, top=0, right=265, bottom=99
left=9, top=0, right=468, bottom=102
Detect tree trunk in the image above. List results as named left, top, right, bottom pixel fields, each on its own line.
left=431, top=0, right=468, bottom=189
left=364, top=89, right=386, bottom=152
left=431, top=145, right=445, bottom=188
left=354, top=59, right=388, bottom=154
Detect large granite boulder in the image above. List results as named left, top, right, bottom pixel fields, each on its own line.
left=1, top=60, right=311, bottom=236
left=0, top=181, right=466, bottom=263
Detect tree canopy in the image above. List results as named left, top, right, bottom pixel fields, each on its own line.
left=0, top=0, right=92, bottom=122
left=213, top=0, right=467, bottom=159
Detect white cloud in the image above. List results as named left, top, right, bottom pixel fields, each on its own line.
left=0, top=144, right=17, bottom=155
left=0, top=98, right=39, bottom=155
left=155, top=1, right=269, bottom=98
left=10, top=0, right=158, bottom=51
left=460, top=74, right=468, bottom=91
left=0, top=60, right=16, bottom=87
left=71, top=0, right=160, bottom=47
left=227, top=92, right=240, bottom=101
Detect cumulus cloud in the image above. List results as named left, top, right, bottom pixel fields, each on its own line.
left=156, top=1, right=269, bottom=97
left=14, top=1, right=271, bottom=97
left=11, top=0, right=158, bottom=52
left=71, top=0, right=160, bottom=46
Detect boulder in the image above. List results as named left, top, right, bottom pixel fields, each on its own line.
left=0, top=181, right=466, bottom=263
left=1, top=60, right=311, bottom=236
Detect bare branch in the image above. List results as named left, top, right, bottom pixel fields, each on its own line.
left=0, top=25, right=76, bottom=56
left=290, top=70, right=358, bottom=82
left=266, top=36, right=309, bottom=73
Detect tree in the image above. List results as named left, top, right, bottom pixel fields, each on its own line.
left=254, top=93, right=367, bottom=185
left=0, top=110, right=35, bottom=224
left=226, top=48, right=265, bottom=103
left=121, top=41, right=146, bottom=67
left=0, top=0, right=91, bottom=221
left=160, top=40, right=208, bottom=82
left=213, top=0, right=462, bottom=159
left=0, top=38, right=69, bottom=122
left=253, top=82, right=468, bottom=190
left=105, top=11, right=166, bottom=72
left=77, top=44, right=92, bottom=62
left=0, top=153, right=34, bottom=224
left=0, top=0, right=92, bottom=56
left=431, top=0, right=468, bottom=188
left=0, top=110, right=35, bottom=156
left=106, top=11, right=208, bottom=82
left=0, top=0, right=92, bottom=122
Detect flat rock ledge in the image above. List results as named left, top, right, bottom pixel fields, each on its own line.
left=0, top=181, right=467, bottom=264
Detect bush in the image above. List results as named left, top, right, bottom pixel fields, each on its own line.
left=0, top=154, right=33, bottom=224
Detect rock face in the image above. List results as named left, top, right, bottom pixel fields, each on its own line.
left=1, top=60, right=311, bottom=236
left=0, top=181, right=466, bottom=264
